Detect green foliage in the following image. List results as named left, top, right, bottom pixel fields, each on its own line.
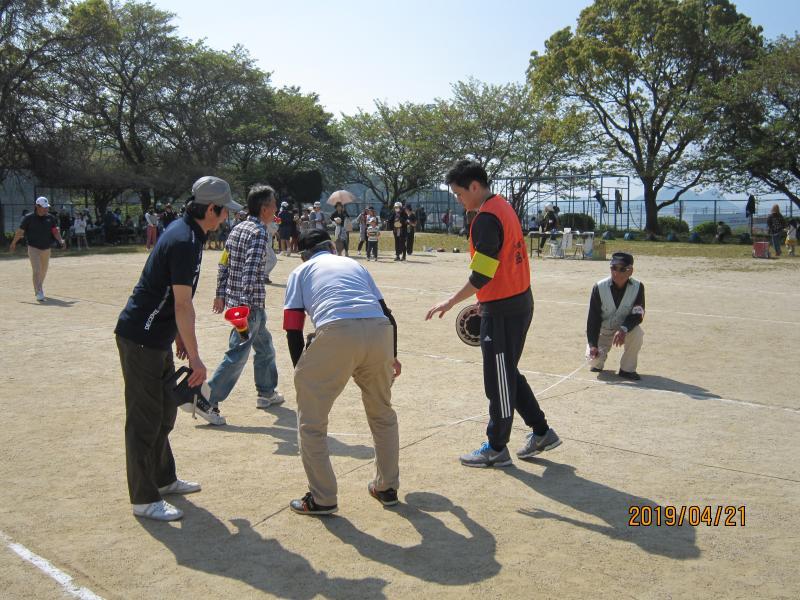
left=693, top=221, right=727, bottom=237
left=340, top=101, right=444, bottom=207
left=559, top=213, right=596, bottom=231
left=657, top=216, right=689, bottom=234
left=527, top=0, right=763, bottom=233
left=707, top=35, right=800, bottom=211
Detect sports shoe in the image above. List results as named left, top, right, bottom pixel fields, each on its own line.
left=590, top=367, right=603, bottom=373
left=132, top=500, right=183, bottom=521
left=35, top=290, right=45, bottom=302
left=158, top=479, right=201, bottom=495
left=180, top=394, right=227, bottom=425
left=460, top=441, right=512, bottom=468
left=516, top=428, right=562, bottom=459
left=368, top=482, right=399, bottom=506
left=618, top=369, right=641, bottom=381
left=290, top=492, right=338, bottom=516
left=256, top=391, right=285, bottom=409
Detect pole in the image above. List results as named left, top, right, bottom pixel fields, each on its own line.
left=626, top=176, right=631, bottom=231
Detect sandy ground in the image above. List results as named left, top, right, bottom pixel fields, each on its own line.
left=0, top=246, right=798, bottom=600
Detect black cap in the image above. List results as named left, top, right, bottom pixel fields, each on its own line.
left=610, top=252, right=633, bottom=267
left=298, top=229, right=331, bottom=251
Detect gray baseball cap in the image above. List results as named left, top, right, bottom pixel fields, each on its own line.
left=191, top=176, right=242, bottom=212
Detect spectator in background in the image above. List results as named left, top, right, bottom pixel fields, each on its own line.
left=416, top=205, right=427, bottom=232
left=539, top=203, right=560, bottom=252
left=405, top=204, right=417, bottom=255
left=714, top=221, right=728, bottom=244
left=767, top=204, right=787, bottom=257
left=299, top=208, right=311, bottom=234
left=366, top=216, right=380, bottom=261
left=73, top=211, right=89, bottom=250
left=442, top=208, right=451, bottom=234
left=356, top=207, right=370, bottom=256
left=59, top=208, right=73, bottom=249
left=9, top=197, right=66, bottom=301
left=277, top=201, right=294, bottom=256
left=310, top=201, right=327, bottom=231
left=331, top=201, right=351, bottom=256
left=387, top=201, right=407, bottom=261
left=145, top=208, right=159, bottom=250
left=161, top=204, right=178, bottom=232
left=786, top=219, right=797, bottom=256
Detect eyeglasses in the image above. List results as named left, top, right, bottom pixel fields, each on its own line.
left=610, top=266, right=631, bottom=273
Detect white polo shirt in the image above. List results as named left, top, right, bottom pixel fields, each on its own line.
left=284, top=251, right=386, bottom=328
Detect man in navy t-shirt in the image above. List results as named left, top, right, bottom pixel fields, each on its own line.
left=9, top=197, right=66, bottom=302
left=114, top=176, right=241, bottom=522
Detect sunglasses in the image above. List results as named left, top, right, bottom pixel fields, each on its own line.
left=610, top=265, right=631, bottom=273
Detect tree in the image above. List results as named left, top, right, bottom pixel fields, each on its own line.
left=58, top=0, right=182, bottom=209
left=708, top=35, right=800, bottom=209
left=434, top=79, right=528, bottom=180
left=0, top=0, right=99, bottom=175
left=528, top=0, right=762, bottom=232
left=341, top=101, right=444, bottom=207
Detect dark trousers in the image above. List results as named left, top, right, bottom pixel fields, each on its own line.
left=394, top=235, right=406, bottom=260
left=366, top=240, right=378, bottom=259
left=480, top=306, right=548, bottom=450
left=406, top=230, right=415, bottom=255
left=116, top=335, right=177, bottom=504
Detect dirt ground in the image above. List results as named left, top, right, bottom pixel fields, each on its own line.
left=1, top=247, right=798, bottom=600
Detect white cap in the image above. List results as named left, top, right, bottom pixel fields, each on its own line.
left=394, top=201, right=402, bottom=208
left=281, top=201, right=289, bottom=208
left=313, top=201, right=321, bottom=208
left=35, top=197, right=50, bottom=208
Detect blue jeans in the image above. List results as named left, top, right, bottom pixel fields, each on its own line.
left=208, top=307, right=278, bottom=405
left=770, top=233, right=783, bottom=255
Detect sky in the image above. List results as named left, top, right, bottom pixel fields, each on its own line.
left=149, top=0, right=800, bottom=117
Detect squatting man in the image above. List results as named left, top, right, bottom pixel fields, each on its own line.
left=586, top=251, right=645, bottom=380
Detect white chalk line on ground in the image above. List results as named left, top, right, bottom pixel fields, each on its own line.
left=0, top=531, right=104, bottom=600
left=408, top=350, right=800, bottom=415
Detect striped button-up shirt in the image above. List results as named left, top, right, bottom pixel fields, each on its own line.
left=216, top=216, right=270, bottom=309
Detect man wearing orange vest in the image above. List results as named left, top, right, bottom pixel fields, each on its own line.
left=426, top=159, right=561, bottom=467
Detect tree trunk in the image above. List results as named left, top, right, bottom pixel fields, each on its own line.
left=642, top=180, right=660, bottom=234
left=140, top=188, right=152, bottom=212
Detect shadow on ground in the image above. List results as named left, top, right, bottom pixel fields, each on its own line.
left=142, top=500, right=387, bottom=599
left=322, top=492, right=500, bottom=585
left=195, top=405, right=375, bottom=459
left=507, top=459, right=700, bottom=559
left=596, top=371, right=721, bottom=400
left=18, top=297, right=78, bottom=308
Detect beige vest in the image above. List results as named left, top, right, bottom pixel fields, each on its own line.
left=598, top=276, right=640, bottom=330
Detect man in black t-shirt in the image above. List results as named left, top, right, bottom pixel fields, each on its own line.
left=114, top=176, right=241, bottom=522
left=10, top=197, right=66, bottom=302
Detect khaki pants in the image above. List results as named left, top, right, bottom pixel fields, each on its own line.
left=587, top=326, right=644, bottom=372
left=294, top=318, right=398, bottom=506
left=27, top=246, right=50, bottom=294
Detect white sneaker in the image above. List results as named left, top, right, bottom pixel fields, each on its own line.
left=179, top=394, right=227, bottom=425
left=158, top=479, right=201, bottom=495
left=35, top=290, right=45, bottom=302
left=256, top=391, right=285, bottom=409
left=132, top=500, right=183, bottom=521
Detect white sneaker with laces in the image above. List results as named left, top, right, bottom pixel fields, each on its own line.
left=158, top=479, right=201, bottom=495
left=132, top=500, right=183, bottom=521
left=256, top=391, right=285, bottom=409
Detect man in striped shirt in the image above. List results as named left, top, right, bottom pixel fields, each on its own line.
left=202, top=184, right=283, bottom=425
